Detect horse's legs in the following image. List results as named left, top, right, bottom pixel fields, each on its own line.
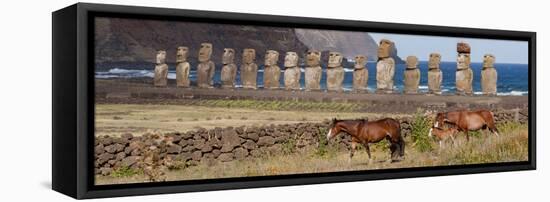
left=465, top=130, right=470, bottom=142
left=449, top=134, right=455, bottom=148
left=349, top=141, right=357, bottom=163
left=365, top=143, right=371, bottom=159
left=489, top=125, right=500, bottom=137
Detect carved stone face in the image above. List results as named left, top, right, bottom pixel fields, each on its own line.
left=284, top=52, right=298, bottom=67
left=483, top=54, right=495, bottom=68
left=242, top=48, right=256, bottom=64
left=428, top=53, right=441, bottom=69
left=406, top=56, right=419, bottom=68
left=222, top=48, right=235, bottom=64
left=156, top=50, right=166, bottom=64
left=327, top=52, right=343, bottom=68
left=198, top=43, right=213, bottom=62
left=457, top=53, right=471, bottom=69
left=354, top=55, right=367, bottom=69
left=176, top=46, right=189, bottom=63
left=306, top=50, right=321, bottom=66
left=264, top=50, right=279, bottom=66
left=377, top=39, right=393, bottom=59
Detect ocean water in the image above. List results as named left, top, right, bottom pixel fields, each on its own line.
left=95, top=61, right=529, bottom=96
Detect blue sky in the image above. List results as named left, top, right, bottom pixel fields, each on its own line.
left=369, top=33, right=528, bottom=64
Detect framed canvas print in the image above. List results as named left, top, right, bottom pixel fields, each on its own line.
left=52, top=3, right=536, bottom=199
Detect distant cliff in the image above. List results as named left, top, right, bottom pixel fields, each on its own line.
left=94, top=17, right=403, bottom=65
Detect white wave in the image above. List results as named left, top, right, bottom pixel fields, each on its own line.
left=497, top=91, right=528, bottom=96
left=418, top=85, right=429, bottom=89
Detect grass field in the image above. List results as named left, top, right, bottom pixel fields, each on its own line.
left=95, top=103, right=408, bottom=137
left=95, top=120, right=528, bottom=185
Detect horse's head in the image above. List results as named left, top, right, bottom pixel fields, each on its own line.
left=429, top=113, right=446, bottom=137
left=326, top=118, right=342, bottom=141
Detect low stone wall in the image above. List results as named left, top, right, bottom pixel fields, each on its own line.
left=94, top=109, right=528, bottom=175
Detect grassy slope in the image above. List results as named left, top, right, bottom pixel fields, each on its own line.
left=95, top=122, right=528, bottom=185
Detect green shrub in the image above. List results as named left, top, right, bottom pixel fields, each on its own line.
left=281, top=138, right=297, bottom=155
left=110, top=166, right=140, bottom=178
left=410, top=111, right=434, bottom=152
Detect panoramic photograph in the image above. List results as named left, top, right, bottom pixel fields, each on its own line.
left=93, top=17, right=529, bottom=185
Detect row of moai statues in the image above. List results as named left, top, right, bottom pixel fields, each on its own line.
left=153, top=41, right=498, bottom=95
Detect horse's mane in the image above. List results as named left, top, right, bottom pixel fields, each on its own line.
left=331, top=118, right=368, bottom=127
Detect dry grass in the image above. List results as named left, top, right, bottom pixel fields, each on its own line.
left=95, top=103, right=408, bottom=137
left=95, top=122, right=528, bottom=185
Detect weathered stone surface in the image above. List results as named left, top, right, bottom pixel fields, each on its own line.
left=284, top=52, right=301, bottom=90
left=456, top=43, right=473, bottom=95
left=115, top=152, right=126, bottom=161
left=456, top=68, right=473, bottom=95
left=428, top=53, right=442, bottom=95
left=403, top=56, right=420, bottom=94
left=246, top=132, right=259, bottom=142
left=114, top=143, right=125, bottom=153
left=98, top=153, right=114, bottom=164
left=221, top=48, right=237, bottom=88
left=198, top=42, right=213, bottom=62
left=233, top=147, right=249, bottom=160
left=220, top=129, right=241, bottom=152
left=100, top=167, right=112, bottom=176
left=175, top=46, right=191, bottom=87
left=197, top=61, right=215, bottom=88
left=241, top=48, right=258, bottom=89
left=377, top=39, right=393, bottom=59
left=100, top=137, right=113, bottom=145
left=121, top=156, right=140, bottom=168
left=257, top=136, right=275, bottom=147
left=305, top=50, right=322, bottom=91
left=263, top=50, right=281, bottom=89
left=266, top=144, right=282, bottom=155
left=166, top=144, right=182, bottom=154
left=326, top=52, right=344, bottom=91
left=95, top=144, right=104, bottom=155
left=481, top=54, right=497, bottom=95
left=217, top=153, right=233, bottom=162
left=104, top=145, right=117, bottom=154
left=242, top=140, right=258, bottom=150
left=352, top=55, right=368, bottom=92
left=376, top=57, right=395, bottom=93
left=191, top=151, right=202, bottom=161
left=201, top=142, right=213, bottom=153
left=212, top=149, right=221, bottom=158
left=154, top=50, right=168, bottom=87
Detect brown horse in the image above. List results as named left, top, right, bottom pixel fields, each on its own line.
left=431, top=109, right=499, bottom=141
left=326, top=118, right=405, bottom=162
left=429, top=126, right=459, bottom=149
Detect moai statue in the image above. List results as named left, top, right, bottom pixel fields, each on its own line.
left=220, top=48, right=237, bottom=88
left=352, top=55, right=368, bottom=92
left=456, top=42, right=473, bottom=95
left=283, top=52, right=301, bottom=90
left=326, top=51, right=345, bottom=92
left=376, top=39, right=396, bottom=93
left=153, top=50, right=168, bottom=87
left=263, top=50, right=281, bottom=89
left=241, top=48, right=258, bottom=89
left=196, top=43, right=215, bottom=88
left=304, top=50, right=322, bottom=91
left=403, top=56, right=421, bottom=94
left=175, top=46, right=190, bottom=87
left=481, top=54, right=498, bottom=95
left=427, top=53, right=443, bottom=95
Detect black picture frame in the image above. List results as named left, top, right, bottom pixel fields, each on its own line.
left=52, top=3, right=536, bottom=199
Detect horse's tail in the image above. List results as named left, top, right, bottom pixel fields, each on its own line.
left=386, top=118, right=405, bottom=157
left=398, top=133, right=405, bottom=157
